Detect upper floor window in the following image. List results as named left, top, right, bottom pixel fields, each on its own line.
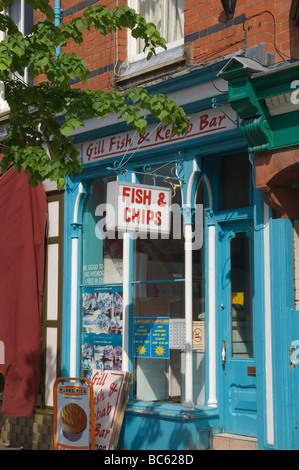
left=10, top=0, right=33, bottom=36
left=128, top=0, right=184, bottom=62
left=0, top=0, right=33, bottom=114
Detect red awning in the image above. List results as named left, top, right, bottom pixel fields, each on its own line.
left=0, top=167, right=47, bottom=416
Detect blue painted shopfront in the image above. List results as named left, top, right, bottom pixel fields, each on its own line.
left=60, top=62, right=299, bottom=450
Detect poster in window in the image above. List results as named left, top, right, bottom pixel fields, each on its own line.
left=81, top=286, right=123, bottom=379
left=133, top=317, right=169, bottom=359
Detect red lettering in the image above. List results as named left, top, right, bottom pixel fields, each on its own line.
left=143, top=190, right=151, bottom=205
left=109, top=382, right=118, bottom=396
left=91, top=371, right=108, bottom=387
left=218, top=115, right=226, bottom=126
left=86, top=143, right=93, bottom=161
left=187, top=122, right=193, bottom=134
left=94, top=388, right=105, bottom=406
left=138, top=132, right=150, bottom=145
left=109, top=136, right=116, bottom=151
left=95, top=423, right=102, bottom=436
left=209, top=117, right=217, bottom=128
left=199, top=114, right=209, bottom=131
left=135, top=188, right=143, bottom=204
left=155, top=211, right=162, bottom=226
left=124, top=207, right=130, bottom=222
left=122, top=186, right=130, bottom=201
left=132, top=208, right=140, bottom=222
left=146, top=210, right=154, bottom=224
left=155, top=125, right=164, bottom=141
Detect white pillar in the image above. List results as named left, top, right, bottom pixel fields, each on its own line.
left=264, top=203, right=274, bottom=444
left=208, top=223, right=217, bottom=407
left=70, top=183, right=83, bottom=377
left=183, top=223, right=194, bottom=410
left=122, top=232, right=131, bottom=372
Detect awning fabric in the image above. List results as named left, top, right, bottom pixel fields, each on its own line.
left=0, top=168, right=47, bottom=416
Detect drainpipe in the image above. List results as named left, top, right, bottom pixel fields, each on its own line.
left=54, top=0, right=62, bottom=26
left=54, top=0, right=62, bottom=55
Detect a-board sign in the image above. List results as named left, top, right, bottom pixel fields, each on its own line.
left=90, top=370, right=132, bottom=450
left=53, top=377, right=95, bottom=450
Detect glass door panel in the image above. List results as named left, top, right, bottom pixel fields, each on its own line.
left=230, top=232, right=253, bottom=359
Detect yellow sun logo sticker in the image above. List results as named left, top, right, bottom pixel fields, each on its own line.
left=154, top=346, right=165, bottom=357
left=137, top=345, right=147, bottom=356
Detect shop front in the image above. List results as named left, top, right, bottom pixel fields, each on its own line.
left=60, top=63, right=278, bottom=450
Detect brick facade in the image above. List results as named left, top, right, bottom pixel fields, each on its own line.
left=34, top=1, right=299, bottom=91
left=3, top=0, right=299, bottom=450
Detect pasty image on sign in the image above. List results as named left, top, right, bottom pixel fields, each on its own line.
left=59, top=403, right=87, bottom=442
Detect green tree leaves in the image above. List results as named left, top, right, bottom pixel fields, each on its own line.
left=0, top=0, right=188, bottom=188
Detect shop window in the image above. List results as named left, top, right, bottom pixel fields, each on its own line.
left=133, top=165, right=206, bottom=405
left=80, top=176, right=124, bottom=379
left=128, top=0, right=184, bottom=62
left=80, top=171, right=206, bottom=405
left=221, top=153, right=250, bottom=210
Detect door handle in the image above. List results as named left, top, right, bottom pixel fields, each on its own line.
left=222, top=340, right=226, bottom=364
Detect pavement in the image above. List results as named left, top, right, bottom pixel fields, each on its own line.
left=0, top=443, right=24, bottom=450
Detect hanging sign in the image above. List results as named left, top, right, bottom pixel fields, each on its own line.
left=106, top=181, right=171, bottom=234
left=90, top=370, right=132, bottom=450
left=53, top=377, right=95, bottom=450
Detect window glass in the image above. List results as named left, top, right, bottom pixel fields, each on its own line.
left=82, top=177, right=122, bottom=286
left=230, top=232, right=253, bottom=358
left=131, top=0, right=184, bottom=59
left=133, top=165, right=205, bottom=405
left=80, top=176, right=124, bottom=380
left=10, top=0, right=33, bottom=35
left=221, top=153, right=250, bottom=210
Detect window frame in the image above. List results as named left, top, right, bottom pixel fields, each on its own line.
left=127, top=0, right=184, bottom=64
left=0, top=0, right=33, bottom=115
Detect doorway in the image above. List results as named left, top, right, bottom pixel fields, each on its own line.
left=219, top=219, right=257, bottom=437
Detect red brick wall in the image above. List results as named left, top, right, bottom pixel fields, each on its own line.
left=33, top=1, right=299, bottom=90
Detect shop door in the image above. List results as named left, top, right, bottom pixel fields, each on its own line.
left=219, top=220, right=257, bottom=437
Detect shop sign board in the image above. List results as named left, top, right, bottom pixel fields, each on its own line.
left=133, top=317, right=169, bottom=359
left=53, top=377, right=95, bottom=450
left=90, top=370, right=132, bottom=450
left=106, top=181, right=171, bottom=234
left=80, top=107, right=237, bottom=165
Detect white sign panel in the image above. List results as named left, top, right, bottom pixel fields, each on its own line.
left=81, top=107, right=237, bottom=165
left=91, top=370, right=132, bottom=450
left=106, top=181, right=171, bottom=234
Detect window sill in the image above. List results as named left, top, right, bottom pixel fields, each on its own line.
left=116, top=44, right=192, bottom=88
left=125, top=399, right=219, bottom=421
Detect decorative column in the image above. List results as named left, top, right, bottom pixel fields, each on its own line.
left=69, top=182, right=84, bottom=377
left=182, top=205, right=195, bottom=410
left=180, top=157, right=201, bottom=411
left=206, top=210, right=217, bottom=407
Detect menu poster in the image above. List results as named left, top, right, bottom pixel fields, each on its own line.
left=53, top=378, right=95, bottom=450
left=91, top=370, right=132, bottom=450
left=133, top=317, right=169, bottom=359
left=81, top=286, right=123, bottom=379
